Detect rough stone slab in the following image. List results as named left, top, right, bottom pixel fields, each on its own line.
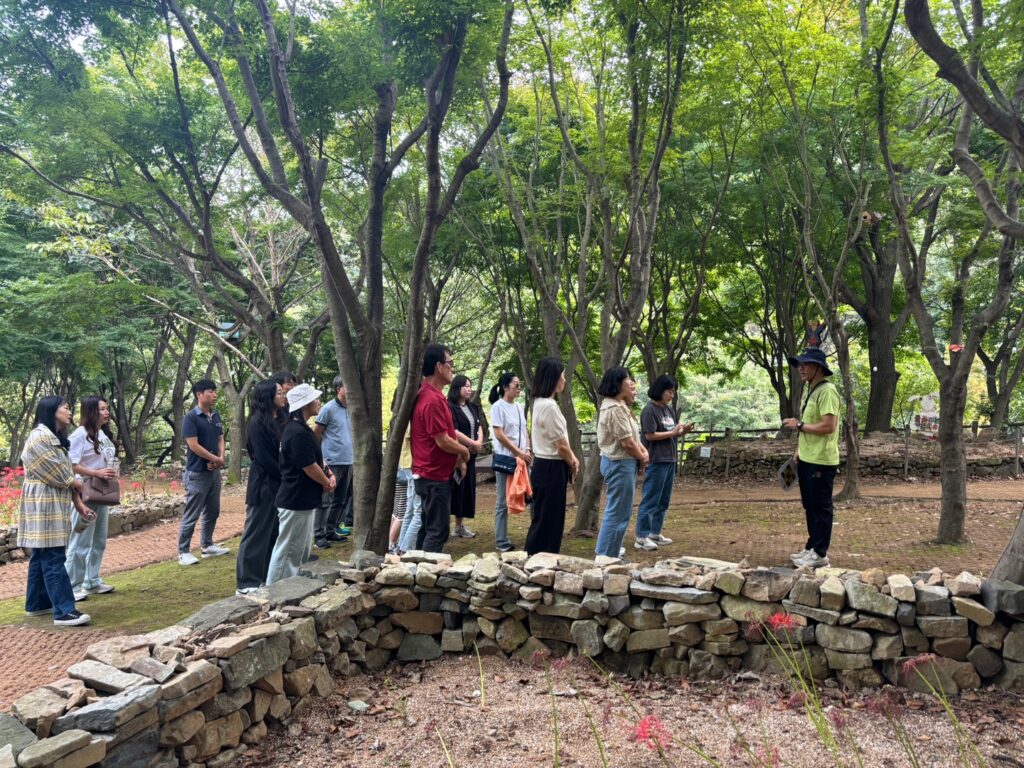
left=143, top=626, right=191, bottom=647
left=199, top=687, right=251, bottom=721
left=977, top=622, right=1008, bottom=650
left=375, top=587, right=419, bottom=612
left=1005, top=628, right=1024, bottom=663
left=500, top=564, right=529, bottom=584
left=819, top=577, right=846, bottom=611
left=886, top=656, right=980, bottom=694
left=740, top=568, right=798, bottom=602
left=390, top=611, right=443, bottom=634
left=263, top=576, right=326, bottom=606
left=16, top=729, right=90, bottom=768
left=0, top=713, right=37, bottom=757
left=180, top=596, right=261, bottom=633
left=951, top=596, right=995, bottom=627
left=254, top=667, right=283, bottom=696
left=66, top=661, right=150, bottom=694
left=281, top=616, right=317, bottom=660
left=788, top=577, right=821, bottom=608
left=553, top=571, right=585, bottom=596
left=981, top=579, right=1024, bottom=616
left=896, top=602, right=917, bottom=627
left=602, top=573, right=630, bottom=596
left=603, top=618, right=630, bottom=652
left=283, top=665, right=319, bottom=697
left=0, top=744, right=13, bottom=768
left=190, top=710, right=244, bottom=760
left=495, top=617, right=529, bottom=653
left=529, top=614, right=573, bottom=643
left=11, top=687, right=66, bottom=734
left=638, top=568, right=690, bottom=588
left=159, top=711, right=204, bottom=748
left=626, top=629, right=670, bottom=652
left=994, top=660, right=1024, bottom=692
left=946, top=571, right=982, bottom=597
left=824, top=650, right=872, bottom=670
left=96, top=726, right=159, bottom=768
left=441, top=629, right=464, bottom=653
left=871, top=634, right=904, bottom=660
left=351, top=549, right=387, bottom=569
left=663, top=602, right=721, bottom=625
left=816, top=625, right=872, bottom=653
left=158, top=676, right=222, bottom=723
left=84, top=636, right=151, bottom=671
left=845, top=580, right=897, bottom=618
left=300, top=585, right=365, bottom=632
left=219, top=633, right=291, bottom=690
left=52, top=685, right=159, bottom=734
left=570, top=620, right=604, bottom=657
left=396, top=634, right=442, bottom=661
left=932, top=637, right=972, bottom=660
left=128, top=656, right=176, bottom=684
left=555, top=555, right=594, bottom=574
left=915, top=584, right=952, bottom=616
left=619, top=606, right=665, bottom=631
left=376, top=565, right=415, bottom=586
left=701, top=639, right=748, bottom=656
left=207, top=635, right=251, bottom=658
left=915, top=616, right=968, bottom=638
left=581, top=590, right=609, bottom=615
left=151, top=646, right=185, bottom=667
left=887, top=574, right=916, bottom=602
left=49, top=737, right=104, bottom=768
left=628, top=580, right=717, bottom=604
left=720, top=595, right=783, bottom=623
left=160, top=660, right=221, bottom=700
left=713, top=571, right=744, bottom=596
left=668, top=623, right=703, bottom=647
left=524, top=553, right=560, bottom=572
left=781, top=600, right=840, bottom=626
left=297, top=559, right=343, bottom=584
left=967, top=645, right=1003, bottom=678
left=851, top=615, right=899, bottom=634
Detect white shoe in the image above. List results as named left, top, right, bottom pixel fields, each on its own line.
left=72, top=590, right=90, bottom=602
left=633, top=537, right=658, bottom=551
left=179, top=552, right=199, bottom=566
left=235, top=587, right=260, bottom=596
left=795, top=551, right=830, bottom=569
left=618, top=547, right=626, bottom=558
left=649, top=534, right=673, bottom=545
left=84, top=581, right=115, bottom=595
left=201, top=545, right=230, bottom=558
left=789, top=548, right=812, bottom=564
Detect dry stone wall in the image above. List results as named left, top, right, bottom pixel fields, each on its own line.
left=4, top=551, right=1024, bottom=767
left=0, top=497, right=185, bottom=565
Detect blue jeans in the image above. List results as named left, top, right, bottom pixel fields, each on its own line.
left=27, top=546, right=77, bottom=618
left=594, top=456, right=638, bottom=557
left=65, top=504, right=110, bottom=590
left=493, top=470, right=513, bottom=551
left=178, top=469, right=222, bottom=553
left=267, top=508, right=314, bottom=584
left=397, top=471, right=422, bottom=551
left=635, top=463, right=675, bottom=539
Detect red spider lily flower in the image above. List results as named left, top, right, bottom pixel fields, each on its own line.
left=550, top=657, right=571, bottom=673
left=767, top=613, right=796, bottom=632
left=530, top=649, right=551, bottom=668
left=827, top=708, right=849, bottom=733
left=631, top=714, right=672, bottom=751
left=158, top=471, right=168, bottom=480
left=901, top=653, right=938, bottom=675
left=865, top=691, right=903, bottom=719
left=131, top=482, right=142, bottom=490
left=742, top=621, right=765, bottom=642
left=785, top=691, right=807, bottom=709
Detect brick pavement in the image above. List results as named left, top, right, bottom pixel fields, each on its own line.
left=0, top=490, right=247, bottom=712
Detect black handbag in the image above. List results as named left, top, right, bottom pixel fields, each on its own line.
left=492, top=453, right=517, bottom=475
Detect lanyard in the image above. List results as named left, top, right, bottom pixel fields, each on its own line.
left=801, top=381, right=827, bottom=418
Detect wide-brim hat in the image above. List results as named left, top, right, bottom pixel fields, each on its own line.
left=287, top=383, right=322, bottom=413
left=787, top=347, right=833, bottom=376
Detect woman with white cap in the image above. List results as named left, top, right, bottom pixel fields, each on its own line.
left=782, top=347, right=841, bottom=569
left=267, top=383, right=336, bottom=584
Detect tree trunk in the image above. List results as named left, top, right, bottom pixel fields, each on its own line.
left=991, top=501, right=1024, bottom=584
left=574, top=444, right=603, bottom=533
left=833, top=326, right=862, bottom=501
left=863, top=325, right=899, bottom=433
left=935, top=377, right=969, bottom=543
left=167, top=325, right=197, bottom=466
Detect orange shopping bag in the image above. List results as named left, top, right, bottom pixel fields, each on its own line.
left=506, top=456, right=533, bottom=515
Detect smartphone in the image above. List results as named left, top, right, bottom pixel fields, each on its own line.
left=452, top=468, right=463, bottom=485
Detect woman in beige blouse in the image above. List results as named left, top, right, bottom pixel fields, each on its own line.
left=525, top=357, right=579, bottom=555
left=594, top=367, right=648, bottom=558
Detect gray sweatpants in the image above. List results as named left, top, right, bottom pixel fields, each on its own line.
left=178, top=469, right=222, bottom=553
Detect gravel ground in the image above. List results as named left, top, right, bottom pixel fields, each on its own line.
left=236, top=654, right=1024, bottom=768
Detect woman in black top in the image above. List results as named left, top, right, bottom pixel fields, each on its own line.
left=267, top=384, right=335, bottom=585
left=235, top=380, right=287, bottom=594
left=448, top=375, right=484, bottom=538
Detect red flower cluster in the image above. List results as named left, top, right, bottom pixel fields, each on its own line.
left=0, top=466, right=26, bottom=524
left=766, top=612, right=796, bottom=632
left=900, top=653, right=938, bottom=675
left=631, top=714, right=672, bottom=751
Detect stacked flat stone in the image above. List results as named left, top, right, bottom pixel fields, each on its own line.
left=1, top=497, right=185, bottom=566
left=5, top=552, right=1024, bottom=767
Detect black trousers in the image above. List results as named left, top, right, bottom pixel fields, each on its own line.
left=798, top=460, right=837, bottom=556
left=415, top=478, right=453, bottom=553
left=236, top=493, right=280, bottom=590
left=315, top=464, right=353, bottom=537
left=525, top=457, right=568, bottom=556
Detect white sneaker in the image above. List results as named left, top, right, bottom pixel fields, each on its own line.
left=235, top=587, right=260, bottom=596
left=72, top=590, right=90, bottom=602
left=618, top=547, right=626, bottom=558
left=633, top=537, right=658, bottom=551
left=795, top=551, right=830, bottom=569
left=649, top=534, right=673, bottom=545
left=201, top=545, right=231, bottom=558
left=453, top=526, right=477, bottom=538
left=84, top=581, right=115, bottom=595
left=790, top=548, right=812, bottom=563
left=179, top=552, right=200, bottom=566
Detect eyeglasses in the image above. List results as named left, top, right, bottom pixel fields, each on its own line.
left=443, top=359, right=454, bottom=368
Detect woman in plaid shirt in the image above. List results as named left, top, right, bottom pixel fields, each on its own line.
left=18, top=396, right=92, bottom=626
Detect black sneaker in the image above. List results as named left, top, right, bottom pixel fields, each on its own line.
left=53, top=610, right=91, bottom=627
left=314, top=538, right=332, bottom=549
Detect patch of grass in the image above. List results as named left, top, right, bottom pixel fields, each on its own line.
left=0, top=535, right=245, bottom=632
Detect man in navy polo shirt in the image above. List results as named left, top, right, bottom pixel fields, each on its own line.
left=411, top=343, right=470, bottom=552
left=178, top=379, right=230, bottom=565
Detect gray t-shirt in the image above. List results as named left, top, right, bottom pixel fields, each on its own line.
left=640, top=402, right=678, bottom=464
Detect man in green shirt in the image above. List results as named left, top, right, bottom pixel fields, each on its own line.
left=782, top=348, right=841, bottom=569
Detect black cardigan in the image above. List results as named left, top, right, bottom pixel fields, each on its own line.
left=245, top=416, right=282, bottom=504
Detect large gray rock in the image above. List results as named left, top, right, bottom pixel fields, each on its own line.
left=781, top=600, right=840, bottom=626
left=741, top=568, right=798, bottom=602
left=350, top=549, right=385, bottom=570
left=844, top=580, right=897, bottom=618
left=160, top=660, right=220, bottom=700
left=915, top=616, right=968, bottom=638
left=375, top=587, right=419, bottom=612
left=180, top=596, right=261, bottom=633
left=282, top=616, right=318, bottom=660
left=0, top=713, right=36, bottom=757
left=628, top=581, right=717, bottom=604
left=298, top=558, right=344, bottom=584
left=663, top=602, right=721, bottom=625
left=52, top=685, right=159, bottom=733
left=886, top=656, right=981, bottom=695
left=994, top=660, right=1024, bottom=692
left=66, top=661, right=151, bottom=694
left=824, top=650, right=872, bottom=670
left=84, top=636, right=151, bottom=670
left=528, top=614, right=573, bottom=643
left=219, top=633, right=291, bottom=690
left=914, top=585, right=952, bottom=616
left=11, top=688, right=66, bottom=734
left=263, top=576, right=325, bottom=606
left=300, top=585, right=365, bottom=632
left=391, top=612, right=444, bottom=634
left=788, top=577, right=821, bottom=608
left=603, top=619, right=630, bottom=652
left=396, top=634, right=442, bottom=661
left=951, top=597, right=995, bottom=627
left=719, top=595, right=782, bottom=623
left=967, top=645, right=1003, bottom=678
left=887, top=574, right=916, bottom=602
left=129, top=656, right=177, bottom=684
left=871, top=633, right=904, bottom=660
left=200, top=687, right=252, bottom=720
left=688, top=649, right=729, bottom=680
left=1004, top=627, right=1024, bottom=662
left=816, top=624, right=872, bottom=653
left=15, top=730, right=91, bottom=768
left=626, top=629, right=670, bottom=652
left=619, top=606, right=665, bottom=631
left=570, top=620, right=604, bottom=657
left=981, top=579, right=1024, bottom=616
left=495, top=618, right=529, bottom=653
left=97, top=723, right=159, bottom=768
left=819, top=577, right=845, bottom=611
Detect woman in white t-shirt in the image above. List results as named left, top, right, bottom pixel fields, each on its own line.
left=488, top=372, right=532, bottom=552
left=66, top=396, right=119, bottom=600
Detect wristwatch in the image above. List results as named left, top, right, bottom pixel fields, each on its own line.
left=796, top=421, right=804, bottom=433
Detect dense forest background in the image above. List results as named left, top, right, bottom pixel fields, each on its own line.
left=1, top=0, right=1022, bottom=565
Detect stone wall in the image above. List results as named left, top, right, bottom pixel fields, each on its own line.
left=4, top=551, right=1024, bottom=767
left=0, top=497, right=184, bottom=565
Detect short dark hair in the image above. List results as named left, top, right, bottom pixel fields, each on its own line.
left=422, top=343, right=452, bottom=377
left=192, top=379, right=217, bottom=395
left=532, top=357, right=565, bottom=399
left=273, top=370, right=297, bottom=386
left=332, top=374, right=344, bottom=391
left=35, top=395, right=70, bottom=450
left=597, top=366, right=632, bottom=398
left=447, top=375, right=471, bottom=404
left=647, top=374, right=677, bottom=401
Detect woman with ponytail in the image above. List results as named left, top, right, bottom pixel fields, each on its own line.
left=488, top=372, right=531, bottom=552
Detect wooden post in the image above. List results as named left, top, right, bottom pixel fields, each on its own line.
left=971, top=419, right=979, bottom=438
left=1016, top=426, right=1021, bottom=479
left=724, top=427, right=733, bottom=481
left=903, top=425, right=911, bottom=480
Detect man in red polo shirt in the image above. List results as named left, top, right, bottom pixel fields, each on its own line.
left=412, top=343, right=470, bottom=552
